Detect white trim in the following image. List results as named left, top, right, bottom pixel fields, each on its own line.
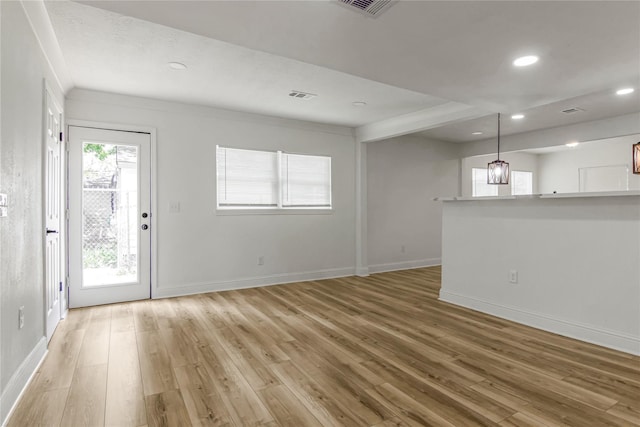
left=215, top=208, right=333, bottom=216
left=66, top=89, right=352, bottom=138
left=66, top=120, right=158, bottom=303
left=150, top=128, right=158, bottom=300
left=19, top=1, right=73, bottom=92
left=44, top=80, right=65, bottom=343
left=434, top=190, right=640, bottom=202
left=369, top=258, right=441, bottom=274
left=0, top=338, right=47, bottom=426
left=355, top=141, right=368, bottom=276
left=67, top=119, right=156, bottom=135
left=439, top=290, right=640, bottom=356
left=356, top=267, right=370, bottom=277
left=154, top=267, right=354, bottom=299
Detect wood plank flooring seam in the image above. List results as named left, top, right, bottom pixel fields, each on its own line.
left=7, top=266, right=639, bottom=427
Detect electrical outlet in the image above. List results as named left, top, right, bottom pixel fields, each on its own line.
left=509, top=270, right=518, bottom=284
left=18, top=306, right=25, bottom=329
left=257, top=256, right=264, bottom=266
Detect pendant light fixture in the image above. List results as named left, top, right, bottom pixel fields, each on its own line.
left=633, top=142, right=640, bottom=174
left=487, top=113, right=510, bottom=184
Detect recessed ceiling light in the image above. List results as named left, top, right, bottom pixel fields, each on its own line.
left=352, top=101, right=367, bottom=107
left=566, top=142, right=579, bottom=148
left=168, top=62, right=187, bottom=70
left=616, top=87, right=635, bottom=95
left=471, top=131, right=483, bottom=135
left=513, top=55, right=539, bottom=67
left=511, top=114, right=525, bottom=120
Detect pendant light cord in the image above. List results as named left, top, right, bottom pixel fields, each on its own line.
left=497, top=113, right=501, bottom=160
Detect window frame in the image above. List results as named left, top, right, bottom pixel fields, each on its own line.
left=215, top=145, right=333, bottom=215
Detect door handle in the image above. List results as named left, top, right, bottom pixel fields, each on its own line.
left=141, top=224, right=149, bottom=230
left=46, top=229, right=58, bottom=234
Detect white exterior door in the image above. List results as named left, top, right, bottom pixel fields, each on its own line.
left=45, top=88, right=63, bottom=341
left=68, top=126, right=151, bottom=308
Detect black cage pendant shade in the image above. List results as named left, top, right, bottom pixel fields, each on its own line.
left=487, top=113, right=510, bottom=185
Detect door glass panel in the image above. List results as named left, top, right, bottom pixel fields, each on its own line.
left=82, top=142, right=138, bottom=286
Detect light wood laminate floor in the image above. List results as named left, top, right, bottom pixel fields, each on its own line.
left=8, top=267, right=640, bottom=426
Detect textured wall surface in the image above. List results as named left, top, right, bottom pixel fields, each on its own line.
left=1, top=0, right=64, bottom=394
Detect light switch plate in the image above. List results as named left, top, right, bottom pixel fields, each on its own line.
left=0, top=193, right=7, bottom=206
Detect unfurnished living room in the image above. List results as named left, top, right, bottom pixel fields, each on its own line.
left=1, top=0, right=639, bottom=426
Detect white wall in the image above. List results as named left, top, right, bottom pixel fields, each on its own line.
left=461, top=152, right=539, bottom=197
left=367, top=135, right=460, bottom=272
left=538, top=134, right=640, bottom=194
left=440, top=196, right=640, bottom=355
left=1, top=2, right=65, bottom=422
left=65, top=89, right=357, bottom=297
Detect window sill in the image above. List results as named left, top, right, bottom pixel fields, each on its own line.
left=215, top=208, right=333, bottom=216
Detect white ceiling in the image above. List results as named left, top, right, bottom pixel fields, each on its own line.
left=45, top=0, right=640, bottom=139
left=420, top=87, right=640, bottom=143
left=521, top=134, right=640, bottom=155
left=45, top=1, right=447, bottom=127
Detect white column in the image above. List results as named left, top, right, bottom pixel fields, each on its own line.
left=355, top=140, right=369, bottom=276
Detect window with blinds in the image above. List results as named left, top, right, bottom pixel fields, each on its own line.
left=281, top=153, right=331, bottom=208
left=511, top=170, right=533, bottom=195
left=472, top=168, right=498, bottom=197
left=216, top=146, right=332, bottom=210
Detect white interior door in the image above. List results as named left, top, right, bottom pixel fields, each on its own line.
left=68, top=126, right=151, bottom=308
left=45, top=88, right=63, bottom=341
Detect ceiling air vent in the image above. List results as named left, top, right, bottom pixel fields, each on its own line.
left=289, top=90, right=317, bottom=100
left=561, top=107, right=585, bottom=114
left=336, top=0, right=395, bottom=18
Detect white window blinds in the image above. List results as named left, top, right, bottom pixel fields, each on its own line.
left=511, top=171, right=533, bottom=195
left=472, top=168, right=498, bottom=197
left=216, top=146, right=278, bottom=207
left=281, top=153, right=331, bottom=207
left=216, top=146, right=332, bottom=210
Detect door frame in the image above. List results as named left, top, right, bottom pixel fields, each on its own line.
left=43, top=80, right=66, bottom=340
left=66, top=119, right=158, bottom=303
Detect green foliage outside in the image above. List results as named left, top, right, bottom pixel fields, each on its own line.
left=84, top=143, right=116, bottom=161
left=83, top=245, right=117, bottom=269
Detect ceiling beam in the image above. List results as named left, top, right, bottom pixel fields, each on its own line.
left=355, top=101, right=487, bottom=143
left=460, top=112, right=640, bottom=158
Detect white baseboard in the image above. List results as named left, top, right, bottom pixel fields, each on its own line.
left=439, top=290, right=640, bottom=356
left=355, top=267, right=370, bottom=277
left=153, top=267, right=355, bottom=299
left=1, top=337, right=48, bottom=426
left=369, top=258, right=441, bottom=274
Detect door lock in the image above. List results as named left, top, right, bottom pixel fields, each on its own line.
left=142, top=212, right=148, bottom=218
left=141, top=224, right=149, bottom=230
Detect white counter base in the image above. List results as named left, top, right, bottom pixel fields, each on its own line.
left=439, top=193, right=640, bottom=355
